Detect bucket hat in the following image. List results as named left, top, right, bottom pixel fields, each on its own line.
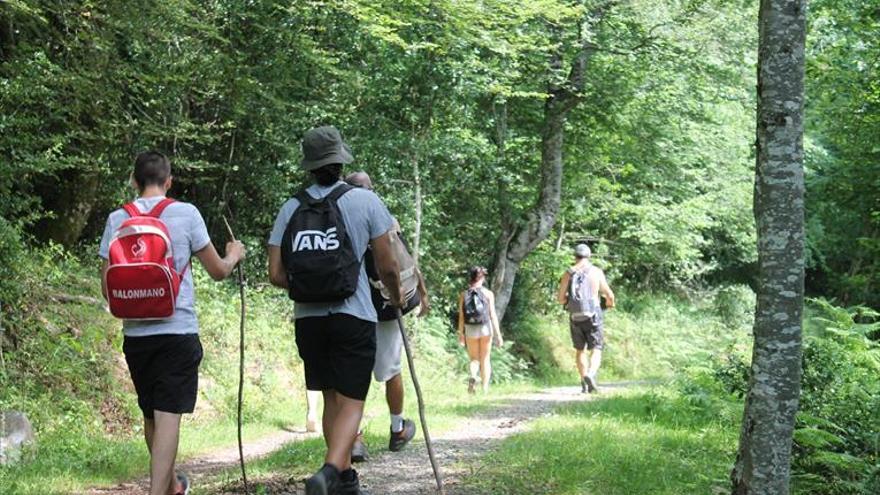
left=300, top=126, right=354, bottom=171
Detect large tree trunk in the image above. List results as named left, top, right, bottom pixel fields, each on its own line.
left=35, top=169, right=102, bottom=247
left=412, top=156, right=423, bottom=268
left=488, top=6, right=611, bottom=321
left=490, top=97, right=568, bottom=320
left=731, top=0, right=806, bottom=493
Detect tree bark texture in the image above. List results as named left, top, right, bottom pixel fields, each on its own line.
left=490, top=12, right=602, bottom=321
left=731, top=1, right=806, bottom=493
left=35, top=169, right=101, bottom=247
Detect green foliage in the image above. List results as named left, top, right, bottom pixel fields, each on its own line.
left=804, top=0, right=880, bottom=308
left=684, top=299, right=880, bottom=494
left=0, top=249, right=305, bottom=494
left=790, top=300, right=880, bottom=495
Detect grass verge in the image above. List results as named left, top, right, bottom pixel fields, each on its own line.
left=464, top=384, right=740, bottom=495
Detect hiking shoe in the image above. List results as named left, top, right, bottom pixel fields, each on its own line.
left=339, top=468, right=372, bottom=495
left=174, top=472, right=190, bottom=495
left=351, top=432, right=369, bottom=463
left=389, top=418, right=417, bottom=452
left=467, top=377, right=476, bottom=395
left=305, top=463, right=340, bottom=495
left=580, top=377, right=588, bottom=394
left=585, top=373, right=598, bottom=394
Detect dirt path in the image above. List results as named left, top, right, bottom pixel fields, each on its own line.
left=239, top=384, right=622, bottom=495
left=351, top=385, right=599, bottom=495
left=86, top=426, right=321, bottom=495
left=88, top=382, right=638, bottom=494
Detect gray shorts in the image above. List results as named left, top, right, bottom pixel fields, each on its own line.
left=570, top=314, right=604, bottom=351
left=374, top=319, right=403, bottom=382
left=464, top=323, right=491, bottom=339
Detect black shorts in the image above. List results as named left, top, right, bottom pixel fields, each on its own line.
left=295, top=314, right=376, bottom=401
left=123, top=334, right=203, bottom=419
left=570, top=314, right=604, bottom=351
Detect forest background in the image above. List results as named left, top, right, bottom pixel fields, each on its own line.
left=0, top=0, right=878, bottom=494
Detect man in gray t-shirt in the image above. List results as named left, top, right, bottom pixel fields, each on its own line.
left=99, top=151, right=244, bottom=495
left=268, top=126, right=403, bottom=495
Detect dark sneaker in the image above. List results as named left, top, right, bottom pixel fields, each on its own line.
left=339, top=468, right=372, bottom=495
left=305, top=463, right=340, bottom=495
left=389, top=418, right=417, bottom=452
left=351, top=432, right=369, bottom=463
left=580, top=377, right=588, bottom=394
left=174, top=472, right=190, bottom=495
left=585, top=373, right=598, bottom=394
left=467, top=377, right=476, bottom=395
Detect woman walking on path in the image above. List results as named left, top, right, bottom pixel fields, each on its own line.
left=457, top=266, right=503, bottom=393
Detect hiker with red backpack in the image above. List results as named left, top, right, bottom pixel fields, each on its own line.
left=343, top=171, right=429, bottom=463
left=457, top=266, right=503, bottom=394
left=267, top=126, right=404, bottom=495
left=556, top=244, right=615, bottom=394
left=99, top=150, right=245, bottom=495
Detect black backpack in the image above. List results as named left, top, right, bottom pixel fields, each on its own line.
left=463, top=288, right=489, bottom=324
left=280, top=184, right=360, bottom=302
left=365, top=233, right=421, bottom=321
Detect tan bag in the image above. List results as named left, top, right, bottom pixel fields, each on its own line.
left=369, top=232, right=419, bottom=306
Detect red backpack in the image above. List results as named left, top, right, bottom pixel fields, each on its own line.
left=105, top=198, right=187, bottom=320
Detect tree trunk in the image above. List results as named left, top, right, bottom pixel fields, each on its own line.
left=412, top=156, right=423, bottom=268
left=488, top=7, right=609, bottom=321
left=731, top=1, right=806, bottom=493
left=490, top=97, right=569, bottom=321
left=35, top=169, right=102, bottom=247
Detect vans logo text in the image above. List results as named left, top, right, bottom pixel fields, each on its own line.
left=292, top=228, right=340, bottom=252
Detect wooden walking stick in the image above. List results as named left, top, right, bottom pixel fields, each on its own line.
left=223, top=216, right=249, bottom=495
left=396, top=308, right=446, bottom=495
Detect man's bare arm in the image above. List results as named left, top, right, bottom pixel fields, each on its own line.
left=416, top=269, right=430, bottom=317
left=557, top=272, right=571, bottom=305
left=599, top=274, right=615, bottom=309
left=267, top=245, right=288, bottom=289
left=371, top=231, right=403, bottom=307
left=100, top=260, right=110, bottom=300
left=195, top=241, right=245, bottom=281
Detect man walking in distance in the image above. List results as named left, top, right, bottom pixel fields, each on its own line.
left=556, top=244, right=615, bottom=394
left=344, top=171, right=429, bottom=462
left=99, top=151, right=246, bottom=495
left=268, top=126, right=404, bottom=495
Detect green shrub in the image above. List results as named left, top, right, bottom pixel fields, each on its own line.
left=690, top=298, right=880, bottom=494
left=790, top=300, right=880, bottom=495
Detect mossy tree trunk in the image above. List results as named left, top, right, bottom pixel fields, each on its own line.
left=731, top=0, right=806, bottom=493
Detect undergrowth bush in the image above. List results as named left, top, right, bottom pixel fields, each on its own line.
left=791, top=299, right=880, bottom=495
left=681, top=298, right=880, bottom=495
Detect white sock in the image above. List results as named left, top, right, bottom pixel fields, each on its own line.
left=391, top=414, right=404, bottom=433
left=469, top=360, right=480, bottom=379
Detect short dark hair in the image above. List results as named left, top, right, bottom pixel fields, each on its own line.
left=468, top=266, right=487, bottom=283
left=133, top=151, right=171, bottom=190
left=311, top=163, right=343, bottom=186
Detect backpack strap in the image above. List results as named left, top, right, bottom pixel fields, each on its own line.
left=296, top=183, right=354, bottom=207
left=121, top=198, right=175, bottom=218
left=145, top=198, right=176, bottom=218
left=326, top=183, right=354, bottom=202
left=122, top=203, right=142, bottom=217
left=295, top=190, right=315, bottom=206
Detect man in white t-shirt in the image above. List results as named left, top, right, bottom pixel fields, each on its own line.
left=99, top=151, right=244, bottom=495
left=344, top=171, right=429, bottom=462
